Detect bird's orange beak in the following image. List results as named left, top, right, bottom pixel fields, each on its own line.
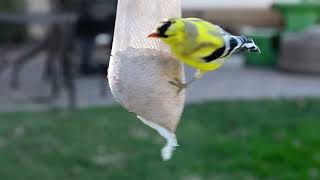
left=147, top=32, right=159, bottom=38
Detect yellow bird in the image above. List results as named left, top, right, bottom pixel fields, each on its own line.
left=148, top=18, right=261, bottom=90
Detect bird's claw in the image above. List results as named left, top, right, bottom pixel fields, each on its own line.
left=169, top=78, right=188, bottom=94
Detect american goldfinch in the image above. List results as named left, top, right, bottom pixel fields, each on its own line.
left=148, top=18, right=261, bottom=91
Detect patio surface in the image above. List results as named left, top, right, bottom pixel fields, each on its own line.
left=1, top=54, right=320, bottom=112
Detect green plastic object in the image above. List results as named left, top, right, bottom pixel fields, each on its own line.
left=272, top=2, right=320, bottom=32
left=241, top=27, right=280, bottom=66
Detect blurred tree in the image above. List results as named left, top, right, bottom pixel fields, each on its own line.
left=74, top=0, right=117, bottom=74
left=51, top=0, right=81, bottom=12
left=47, top=0, right=117, bottom=74
left=0, top=0, right=27, bottom=42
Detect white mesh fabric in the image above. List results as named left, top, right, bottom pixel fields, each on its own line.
left=112, top=0, right=181, bottom=53
left=108, top=0, right=184, bottom=161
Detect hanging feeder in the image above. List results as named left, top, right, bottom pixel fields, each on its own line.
left=108, top=0, right=185, bottom=160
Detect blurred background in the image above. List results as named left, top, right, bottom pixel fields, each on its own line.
left=0, top=0, right=320, bottom=179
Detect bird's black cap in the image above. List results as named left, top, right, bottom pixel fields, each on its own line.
left=157, top=20, right=172, bottom=38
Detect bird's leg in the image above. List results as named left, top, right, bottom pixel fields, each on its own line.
left=169, top=70, right=204, bottom=93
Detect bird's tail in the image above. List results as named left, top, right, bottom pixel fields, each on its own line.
left=240, top=36, right=261, bottom=53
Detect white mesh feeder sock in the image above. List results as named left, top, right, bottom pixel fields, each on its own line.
left=108, top=0, right=185, bottom=161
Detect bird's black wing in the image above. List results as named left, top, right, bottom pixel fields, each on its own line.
left=202, top=36, right=247, bottom=62
left=202, top=46, right=226, bottom=62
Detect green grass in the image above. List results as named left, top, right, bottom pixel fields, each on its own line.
left=0, top=99, right=320, bottom=180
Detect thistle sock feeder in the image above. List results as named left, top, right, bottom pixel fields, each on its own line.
left=108, top=0, right=185, bottom=160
